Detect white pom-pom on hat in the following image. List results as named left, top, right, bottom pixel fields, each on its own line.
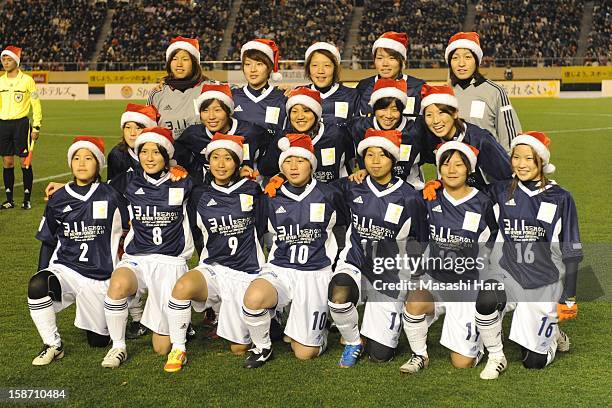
left=278, top=137, right=291, bottom=151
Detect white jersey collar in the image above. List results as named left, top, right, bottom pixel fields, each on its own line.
left=243, top=85, right=274, bottom=104
left=280, top=179, right=317, bottom=202
left=64, top=182, right=100, bottom=202
left=366, top=176, right=403, bottom=198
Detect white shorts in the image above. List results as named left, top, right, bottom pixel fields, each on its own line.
left=45, top=263, right=109, bottom=336
left=117, top=254, right=188, bottom=336
left=259, top=264, right=331, bottom=347
left=192, top=263, right=258, bottom=345
left=499, top=272, right=562, bottom=354
left=333, top=262, right=406, bottom=349
left=417, top=274, right=481, bottom=358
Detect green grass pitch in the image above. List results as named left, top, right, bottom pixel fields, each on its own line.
left=0, top=98, right=610, bottom=407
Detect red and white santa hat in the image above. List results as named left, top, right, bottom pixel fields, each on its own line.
left=369, top=78, right=408, bottom=107
left=357, top=128, right=402, bottom=161
left=205, top=132, right=245, bottom=163
left=278, top=133, right=317, bottom=172
left=67, top=136, right=105, bottom=167
left=445, top=31, right=483, bottom=64
left=120, top=104, right=159, bottom=129
left=286, top=87, right=322, bottom=119
left=372, top=32, right=408, bottom=60
left=195, top=83, right=235, bottom=113
left=1, top=45, right=22, bottom=66
left=241, top=39, right=282, bottom=81
left=134, top=127, right=175, bottom=158
left=305, top=41, right=341, bottom=65
left=435, top=141, right=479, bottom=173
left=420, top=84, right=458, bottom=113
left=511, top=131, right=556, bottom=174
left=166, top=36, right=201, bottom=64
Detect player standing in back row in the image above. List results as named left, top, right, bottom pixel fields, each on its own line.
left=0, top=46, right=42, bottom=210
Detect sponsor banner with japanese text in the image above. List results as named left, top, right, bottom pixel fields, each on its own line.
left=88, top=71, right=165, bottom=87
left=105, top=84, right=158, bottom=100
left=497, top=80, right=560, bottom=98
left=37, top=84, right=89, bottom=100
left=561, top=66, right=612, bottom=84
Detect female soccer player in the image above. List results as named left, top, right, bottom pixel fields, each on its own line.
left=355, top=32, right=425, bottom=118
left=259, top=87, right=354, bottom=183
left=101, top=127, right=194, bottom=368
left=445, top=32, right=522, bottom=152
left=476, top=131, right=580, bottom=379
left=241, top=134, right=346, bottom=368
left=175, top=83, right=270, bottom=184
left=28, top=137, right=129, bottom=365
left=328, top=129, right=427, bottom=367
left=148, top=36, right=208, bottom=140
left=419, top=84, right=512, bottom=187
left=304, top=42, right=359, bottom=124
left=163, top=133, right=266, bottom=372
left=400, top=141, right=497, bottom=374
left=107, top=104, right=159, bottom=181
left=232, top=39, right=287, bottom=132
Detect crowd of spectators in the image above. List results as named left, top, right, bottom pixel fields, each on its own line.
left=473, top=0, right=584, bottom=67
left=0, top=0, right=107, bottom=70
left=584, top=0, right=611, bottom=66
left=227, top=0, right=353, bottom=62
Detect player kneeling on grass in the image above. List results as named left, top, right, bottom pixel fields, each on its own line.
left=400, top=141, right=497, bottom=374
left=241, top=134, right=346, bottom=368
left=474, top=131, right=580, bottom=379
left=163, top=133, right=266, bottom=372
left=29, top=137, right=129, bottom=365
left=101, top=127, right=194, bottom=368
left=329, top=129, right=427, bottom=367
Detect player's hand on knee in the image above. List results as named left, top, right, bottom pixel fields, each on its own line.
left=45, top=182, right=65, bottom=201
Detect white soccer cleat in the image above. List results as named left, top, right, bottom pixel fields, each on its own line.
left=101, top=347, right=127, bottom=368
left=399, top=353, right=429, bottom=374
left=479, top=354, right=507, bottom=380
left=32, top=343, right=64, bottom=366
left=556, top=329, right=570, bottom=352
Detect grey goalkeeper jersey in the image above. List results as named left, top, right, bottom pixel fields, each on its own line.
left=453, top=77, right=522, bottom=153
left=148, top=82, right=204, bottom=140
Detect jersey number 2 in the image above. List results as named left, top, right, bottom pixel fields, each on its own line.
left=79, top=243, right=89, bottom=262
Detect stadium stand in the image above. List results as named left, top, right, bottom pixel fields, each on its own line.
left=584, top=0, right=611, bottom=66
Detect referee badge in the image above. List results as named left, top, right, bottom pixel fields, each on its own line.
left=14, top=92, right=23, bottom=103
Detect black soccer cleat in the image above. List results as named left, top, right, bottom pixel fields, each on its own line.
left=243, top=347, right=273, bottom=369
left=0, top=200, right=15, bottom=210
left=126, top=321, right=149, bottom=339
left=186, top=323, right=196, bottom=341
left=22, top=200, right=31, bottom=210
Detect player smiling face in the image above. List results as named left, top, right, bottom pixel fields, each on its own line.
left=209, top=148, right=238, bottom=185
left=439, top=151, right=469, bottom=189
left=1, top=55, right=18, bottom=72
left=290, top=104, right=317, bottom=133
left=71, top=148, right=99, bottom=185
left=374, top=48, right=402, bottom=79
left=122, top=122, right=145, bottom=148
left=424, top=104, right=459, bottom=140
left=511, top=144, right=542, bottom=181
left=364, top=146, right=393, bottom=184
left=374, top=99, right=402, bottom=129
left=138, top=142, right=166, bottom=174
left=201, top=99, right=231, bottom=133
left=243, top=56, right=270, bottom=89
left=281, top=156, right=312, bottom=187
left=308, top=51, right=335, bottom=88
left=450, top=48, right=477, bottom=80
left=170, top=50, right=193, bottom=80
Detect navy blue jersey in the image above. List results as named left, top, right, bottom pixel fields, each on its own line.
left=350, top=115, right=425, bottom=189
left=175, top=118, right=271, bottom=184
left=488, top=180, right=583, bottom=289
left=266, top=180, right=346, bottom=271
left=309, top=83, right=359, bottom=124
left=107, top=145, right=140, bottom=181
left=36, top=183, right=129, bottom=280
left=260, top=120, right=355, bottom=183
left=420, top=120, right=512, bottom=186
left=335, top=176, right=427, bottom=285
left=423, top=188, right=498, bottom=283
left=188, top=178, right=266, bottom=274
left=356, top=74, right=426, bottom=118
left=111, top=171, right=194, bottom=260
left=232, top=85, right=287, bottom=132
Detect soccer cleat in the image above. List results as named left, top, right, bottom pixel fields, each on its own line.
left=479, top=354, right=507, bottom=380
left=338, top=342, right=364, bottom=368
left=243, top=347, right=273, bottom=369
left=22, top=200, right=31, bottom=210
left=126, top=321, right=148, bottom=339
left=32, top=343, right=64, bottom=366
left=0, top=200, right=15, bottom=210
left=164, top=349, right=187, bottom=373
left=399, top=353, right=429, bottom=374
left=473, top=349, right=485, bottom=367
left=101, top=348, right=127, bottom=368
left=556, top=329, right=570, bottom=352
left=186, top=323, right=196, bottom=341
